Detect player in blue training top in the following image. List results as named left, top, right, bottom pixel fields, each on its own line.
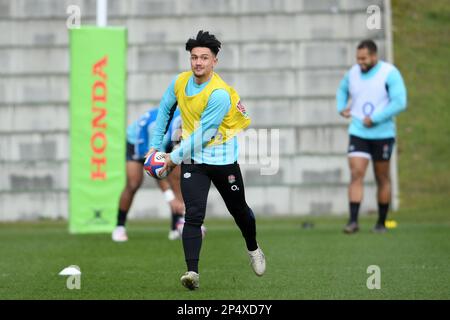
left=336, top=39, right=407, bottom=234
left=147, top=31, right=265, bottom=290
left=112, top=107, right=186, bottom=242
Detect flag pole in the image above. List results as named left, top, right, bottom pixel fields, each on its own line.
left=97, top=0, right=108, bottom=27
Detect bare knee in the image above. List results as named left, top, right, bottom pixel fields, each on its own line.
left=125, top=180, right=142, bottom=195
left=376, top=174, right=391, bottom=187
left=350, top=169, right=365, bottom=183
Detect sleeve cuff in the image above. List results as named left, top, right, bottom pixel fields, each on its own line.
left=370, top=114, right=382, bottom=124
left=337, top=104, right=346, bottom=113
left=170, top=151, right=183, bottom=165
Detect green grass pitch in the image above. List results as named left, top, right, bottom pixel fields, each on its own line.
left=0, top=215, right=448, bottom=300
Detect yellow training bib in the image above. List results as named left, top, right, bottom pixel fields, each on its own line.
left=174, top=71, right=251, bottom=146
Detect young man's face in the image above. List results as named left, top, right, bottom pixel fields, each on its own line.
left=356, top=48, right=378, bottom=72
left=190, top=47, right=217, bottom=78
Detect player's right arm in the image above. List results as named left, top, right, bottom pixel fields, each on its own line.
left=336, top=71, right=351, bottom=118
left=148, top=76, right=179, bottom=156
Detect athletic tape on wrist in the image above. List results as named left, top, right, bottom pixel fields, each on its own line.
left=164, top=189, right=176, bottom=203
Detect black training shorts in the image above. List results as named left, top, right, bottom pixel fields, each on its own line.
left=126, top=141, right=145, bottom=164
left=348, top=135, right=395, bottom=161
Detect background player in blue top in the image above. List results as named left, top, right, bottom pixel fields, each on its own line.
left=112, top=107, right=186, bottom=242
left=336, top=39, right=407, bottom=234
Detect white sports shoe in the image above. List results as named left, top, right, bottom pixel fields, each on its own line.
left=176, top=218, right=185, bottom=236
left=248, top=247, right=266, bottom=276
left=176, top=219, right=207, bottom=239
left=180, top=271, right=199, bottom=290
left=200, top=225, right=207, bottom=239
left=112, top=226, right=128, bottom=242
left=168, top=229, right=181, bottom=240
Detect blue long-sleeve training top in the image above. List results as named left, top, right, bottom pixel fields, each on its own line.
left=336, top=60, right=407, bottom=139
left=150, top=75, right=238, bottom=165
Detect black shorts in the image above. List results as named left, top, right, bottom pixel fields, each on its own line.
left=126, top=142, right=145, bottom=164
left=348, top=135, right=395, bottom=161
left=126, top=141, right=178, bottom=164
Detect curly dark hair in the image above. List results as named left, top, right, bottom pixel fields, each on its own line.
left=357, top=39, right=377, bottom=54
left=185, top=30, right=221, bottom=56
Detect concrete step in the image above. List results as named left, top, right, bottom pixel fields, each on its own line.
left=0, top=0, right=384, bottom=20
left=0, top=124, right=351, bottom=164
left=0, top=97, right=348, bottom=133
left=1, top=150, right=381, bottom=192
left=0, top=161, right=68, bottom=191
left=239, top=154, right=376, bottom=186
left=0, top=182, right=379, bottom=221
left=0, top=190, right=67, bottom=221
left=0, top=132, right=67, bottom=161
left=0, top=12, right=383, bottom=47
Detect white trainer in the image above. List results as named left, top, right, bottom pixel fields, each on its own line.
left=112, top=226, right=128, bottom=242
left=168, top=229, right=181, bottom=240
left=200, top=225, right=207, bottom=239
left=176, top=219, right=207, bottom=239
left=175, top=218, right=185, bottom=236
left=248, top=247, right=266, bottom=276
left=180, top=271, right=199, bottom=290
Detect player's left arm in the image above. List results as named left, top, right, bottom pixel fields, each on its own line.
left=370, top=68, right=408, bottom=124
left=167, top=89, right=231, bottom=167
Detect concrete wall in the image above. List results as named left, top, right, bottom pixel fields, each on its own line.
left=0, top=0, right=395, bottom=221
